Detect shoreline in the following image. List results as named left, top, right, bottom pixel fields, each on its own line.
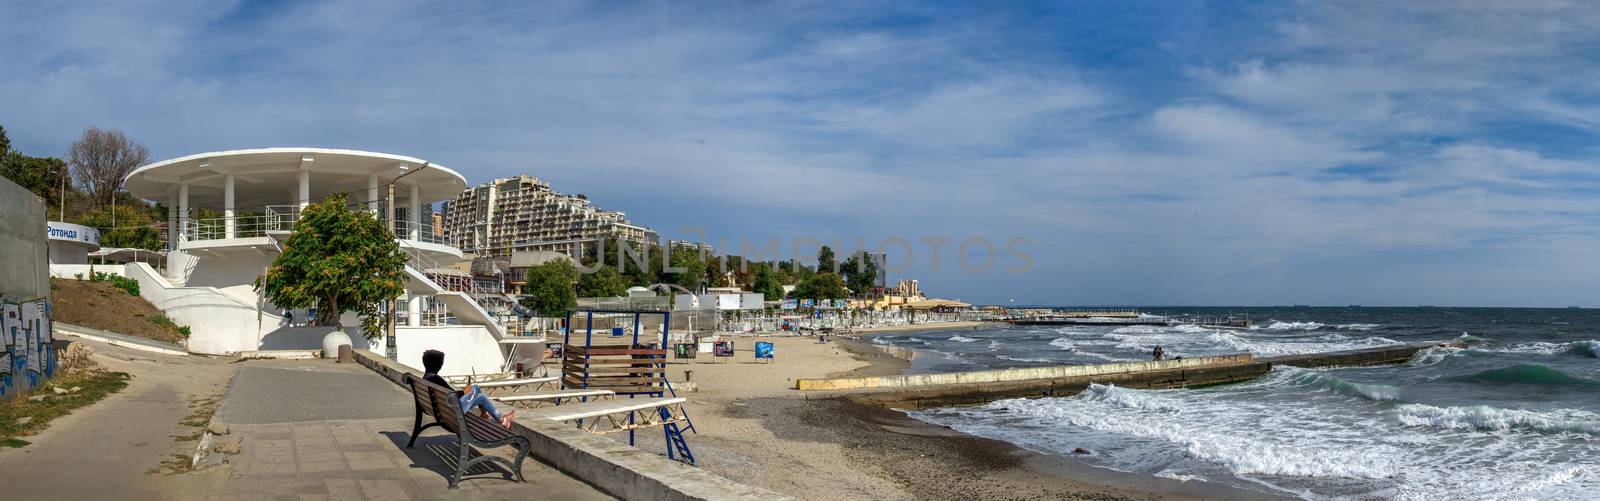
left=639, top=328, right=1282, bottom=500
left=825, top=338, right=1285, bottom=500
left=849, top=320, right=990, bottom=335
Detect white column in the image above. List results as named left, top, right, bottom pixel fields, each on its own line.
left=366, top=174, right=379, bottom=214
left=168, top=193, right=178, bottom=250
left=297, top=169, right=310, bottom=209
left=177, top=182, right=189, bottom=242
left=408, top=294, right=422, bottom=327
left=408, top=184, right=421, bottom=240
left=223, top=172, right=236, bottom=239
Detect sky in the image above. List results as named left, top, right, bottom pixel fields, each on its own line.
left=4, top=0, right=1600, bottom=307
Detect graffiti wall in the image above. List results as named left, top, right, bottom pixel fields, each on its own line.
left=1, top=298, right=54, bottom=398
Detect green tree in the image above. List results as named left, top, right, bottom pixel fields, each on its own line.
left=668, top=248, right=706, bottom=292
left=256, top=192, right=407, bottom=339
left=521, top=259, right=578, bottom=316
left=841, top=251, right=879, bottom=294
left=751, top=265, right=783, bottom=301
left=1, top=152, right=70, bottom=208
left=0, top=124, right=9, bottom=154
left=78, top=203, right=162, bottom=250
left=793, top=272, right=848, bottom=301
left=817, top=245, right=836, bottom=273
left=576, top=265, right=627, bottom=298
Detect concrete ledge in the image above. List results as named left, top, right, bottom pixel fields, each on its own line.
left=352, top=350, right=788, bottom=501
left=236, top=350, right=321, bottom=360
left=798, top=353, right=1253, bottom=391
left=840, top=362, right=1272, bottom=409
left=1260, top=342, right=1448, bottom=368
left=54, top=322, right=189, bottom=356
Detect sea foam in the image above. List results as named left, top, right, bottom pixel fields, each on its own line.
left=1396, top=404, right=1600, bottom=435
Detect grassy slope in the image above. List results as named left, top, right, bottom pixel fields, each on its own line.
left=50, top=278, right=185, bottom=343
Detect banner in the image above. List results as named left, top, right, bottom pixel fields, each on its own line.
left=755, top=342, right=774, bottom=360
left=713, top=340, right=735, bottom=357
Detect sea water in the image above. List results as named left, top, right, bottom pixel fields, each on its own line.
left=873, top=307, right=1600, bottom=500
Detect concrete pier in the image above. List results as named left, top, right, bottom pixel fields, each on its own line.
left=804, top=342, right=1452, bottom=409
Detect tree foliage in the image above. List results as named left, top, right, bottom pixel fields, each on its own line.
left=793, top=272, right=849, bottom=301
left=576, top=265, right=627, bottom=298
left=78, top=203, right=162, bottom=250
left=67, top=127, right=148, bottom=207
left=817, top=245, right=836, bottom=274
left=751, top=265, right=783, bottom=301
left=521, top=259, right=578, bottom=317
left=841, top=251, right=880, bottom=294
left=1, top=152, right=69, bottom=208
left=257, top=192, right=407, bottom=339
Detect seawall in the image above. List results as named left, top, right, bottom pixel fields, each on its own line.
left=802, top=342, right=1449, bottom=409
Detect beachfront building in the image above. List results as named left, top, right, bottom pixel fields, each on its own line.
left=45, top=221, right=100, bottom=265
left=440, top=174, right=657, bottom=259
left=867, top=252, right=887, bottom=288
left=115, top=148, right=514, bottom=375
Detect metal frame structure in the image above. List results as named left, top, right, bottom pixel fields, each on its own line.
left=563, top=307, right=697, bottom=464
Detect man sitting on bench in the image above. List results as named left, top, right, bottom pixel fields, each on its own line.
left=422, top=350, right=516, bottom=429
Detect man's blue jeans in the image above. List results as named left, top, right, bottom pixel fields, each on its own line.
left=461, top=390, right=503, bottom=421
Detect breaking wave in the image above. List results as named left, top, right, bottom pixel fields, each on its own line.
left=1397, top=404, right=1600, bottom=436
left=1456, top=364, right=1599, bottom=386
left=1259, top=321, right=1325, bottom=331
left=1048, top=337, right=1076, bottom=350
left=947, top=335, right=979, bottom=343
left=1272, top=366, right=1401, bottom=401
left=982, top=385, right=1400, bottom=479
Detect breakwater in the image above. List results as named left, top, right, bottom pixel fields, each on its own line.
left=802, top=342, right=1452, bottom=409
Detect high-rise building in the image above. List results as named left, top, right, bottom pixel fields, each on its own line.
left=441, top=175, right=657, bottom=258
left=867, top=252, right=887, bottom=288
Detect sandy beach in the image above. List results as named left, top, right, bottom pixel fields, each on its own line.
left=613, top=327, right=1284, bottom=500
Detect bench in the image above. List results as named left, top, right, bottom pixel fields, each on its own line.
left=403, top=374, right=530, bottom=489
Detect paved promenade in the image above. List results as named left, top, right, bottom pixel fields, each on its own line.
left=203, top=359, right=610, bottom=501
left=0, top=338, right=607, bottom=501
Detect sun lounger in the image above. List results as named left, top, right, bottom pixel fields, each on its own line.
left=491, top=389, right=615, bottom=407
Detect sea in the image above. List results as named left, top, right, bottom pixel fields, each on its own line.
left=870, top=307, right=1600, bottom=500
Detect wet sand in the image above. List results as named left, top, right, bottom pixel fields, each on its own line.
left=630, top=330, right=1284, bottom=500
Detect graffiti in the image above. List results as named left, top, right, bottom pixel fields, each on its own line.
left=0, top=298, right=53, bottom=398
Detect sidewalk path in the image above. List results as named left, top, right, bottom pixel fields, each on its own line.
left=202, top=359, right=611, bottom=500
left=0, top=338, right=234, bottom=500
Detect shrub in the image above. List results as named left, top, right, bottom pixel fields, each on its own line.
left=91, top=271, right=140, bottom=296
left=149, top=315, right=190, bottom=339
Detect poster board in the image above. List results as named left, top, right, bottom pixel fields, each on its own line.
left=755, top=341, right=774, bottom=362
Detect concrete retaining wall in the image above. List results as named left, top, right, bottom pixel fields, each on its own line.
left=0, top=177, right=49, bottom=300
left=351, top=350, right=788, bottom=501
left=797, top=353, right=1254, bottom=391
left=49, top=263, right=125, bottom=279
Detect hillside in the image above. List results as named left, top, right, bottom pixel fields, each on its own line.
left=50, top=278, right=185, bottom=344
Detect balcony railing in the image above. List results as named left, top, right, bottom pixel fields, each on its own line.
left=180, top=205, right=449, bottom=247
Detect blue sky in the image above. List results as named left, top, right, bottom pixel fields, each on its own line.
left=5, top=1, right=1600, bottom=307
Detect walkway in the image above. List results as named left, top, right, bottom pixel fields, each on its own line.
left=202, top=359, right=610, bottom=500
left=0, top=337, right=233, bottom=500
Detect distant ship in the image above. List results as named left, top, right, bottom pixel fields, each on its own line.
left=1568, top=306, right=1582, bottom=309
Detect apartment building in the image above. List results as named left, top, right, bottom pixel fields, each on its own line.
left=441, top=175, right=657, bottom=258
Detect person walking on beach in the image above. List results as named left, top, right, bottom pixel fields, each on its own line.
left=422, top=350, right=516, bottom=429
left=1152, top=345, right=1165, bottom=361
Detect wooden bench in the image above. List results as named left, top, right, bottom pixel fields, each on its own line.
left=403, top=374, right=530, bottom=489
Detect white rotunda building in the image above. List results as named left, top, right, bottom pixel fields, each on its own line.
left=121, top=148, right=519, bottom=375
